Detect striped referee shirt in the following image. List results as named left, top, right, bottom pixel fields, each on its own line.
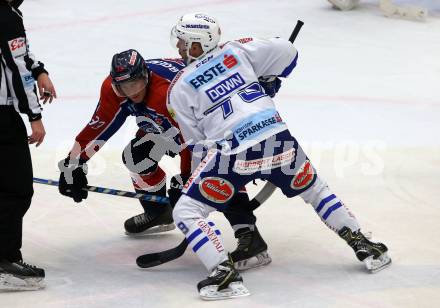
left=0, top=1, right=47, bottom=121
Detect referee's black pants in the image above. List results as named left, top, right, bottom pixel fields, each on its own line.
left=0, top=106, right=33, bottom=262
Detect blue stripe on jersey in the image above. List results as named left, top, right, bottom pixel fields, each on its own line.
left=146, top=59, right=185, bottom=82
left=316, top=194, right=336, bottom=213
left=279, top=53, right=298, bottom=78
left=208, top=221, right=215, bottom=226
left=96, top=105, right=129, bottom=142
left=193, top=237, right=209, bottom=252
left=323, top=202, right=343, bottom=220
left=187, top=228, right=203, bottom=244
left=187, top=144, right=195, bottom=151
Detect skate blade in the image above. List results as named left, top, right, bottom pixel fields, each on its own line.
left=199, top=282, right=250, bottom=300
left=381, top=2, right=428, bottom=20
left=234, top=251, right=272, bottom=272
left=387, top=8, right=427, bottom=20
left=0, top=274, right=45, bottom=291
left=365, top=252, right=392, bottom=273
left=125, top=223, right=175, bottom=237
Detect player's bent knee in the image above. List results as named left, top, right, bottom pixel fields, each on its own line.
left=122, top=137, right=159, bottom=174
left=173, top=195, right=201, bottom=223
left=299, top=176, right=329, bottom=206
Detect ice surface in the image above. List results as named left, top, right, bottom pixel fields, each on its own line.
left=2, top=0, right=439, bottom=307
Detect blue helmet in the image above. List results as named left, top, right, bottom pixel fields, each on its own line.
left=110, top=49, right=148, bottom=85
left=110, top=49, right=149, bottom=98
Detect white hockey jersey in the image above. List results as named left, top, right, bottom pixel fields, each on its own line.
left=167, top=37, right=298, bottom=153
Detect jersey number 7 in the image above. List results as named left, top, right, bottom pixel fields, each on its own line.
left=203, top=82, right=267, bottom=119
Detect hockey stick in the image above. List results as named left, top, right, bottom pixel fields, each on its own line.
left=259, top=20, right=304, bottom=85
left=289, top=20, right=304, bottom=43
left=33, top=177, right=170, bottom=204
left=379, top=0, right=427, bottom=20
left=136, top=235, right=188, bottom=268
left=136, top=182, right=277, bottom=268
left=137, top=20, right=305, bottom=269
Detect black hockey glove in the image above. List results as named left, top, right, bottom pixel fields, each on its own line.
left=58, top=158, right=88, bottom=203
left=136, top=124, right=181, bottom=159
left=168, top=174, right=190, bottom=208
left=258, top=76, right=282, bottom=98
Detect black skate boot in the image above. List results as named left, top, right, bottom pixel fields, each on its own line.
left=0, top=259, right=45, bottom=291
left=230, top=227, right=272, bottom=271
left=338, top=226, right=391, bottom=273
left=124, top=203, right=175, bottom=236
left=197, top=256, right=250, bottom=300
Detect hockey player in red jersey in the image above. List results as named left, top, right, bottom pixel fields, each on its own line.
left=58, top=50, right=186, bottom=235
left=57, top=49, right=271, bottom=272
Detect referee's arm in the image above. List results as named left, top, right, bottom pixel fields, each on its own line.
left=0, top=12, right=43, bottom=121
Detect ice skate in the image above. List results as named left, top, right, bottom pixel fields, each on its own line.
left=339, top=226, right=391, bottom=273
left=328, top=0, right=360, bottom=11
left=197, top=257, right=250, bottom=300
left=124, top=204, right=175, bottom=236
left=379, top=0, right=428, bottom=20
left=0, top=260, right=45, bottom=291
left=231, top=227, right=272, bottom=271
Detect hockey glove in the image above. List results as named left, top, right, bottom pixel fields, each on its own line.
left=58, top=158, right=88, bottom=203
left=258, top=76, right=282, bottom=98
left=168, top=174, right=190, bottom=208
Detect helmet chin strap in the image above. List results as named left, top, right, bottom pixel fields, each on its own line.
left=184, top=41, right=203, bottom=65
left=184, top=51, right=196, bottom=65
left=184, top=41, right=219, bottom=65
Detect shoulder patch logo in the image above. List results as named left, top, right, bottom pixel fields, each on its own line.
left=8, top=37, right=26, bottom=58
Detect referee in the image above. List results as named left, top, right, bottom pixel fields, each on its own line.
left=0, top=0, right=56, bottom=290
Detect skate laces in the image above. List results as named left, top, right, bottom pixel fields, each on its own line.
left=236, top=231, right=253, bottom=251
left=133, top=213, right=152, bottom=226
left=339, top=227, right=387, bottom=260
left=340, top=228, right=365, bottom=248
left=350, top=233, right=367, bottom=248
left=349, top=232, right=383, bottom=253
left=209, top=263, right=234, bottom=279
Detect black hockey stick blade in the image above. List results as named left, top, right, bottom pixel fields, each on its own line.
left=136, top=238, right=188, bottom=268
left=136, top=184, right=277, bottom=268
left=289, top=20, right=304, bottom=43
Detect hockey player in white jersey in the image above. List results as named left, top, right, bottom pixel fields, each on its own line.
left=167, top=13, right=391, bottom=300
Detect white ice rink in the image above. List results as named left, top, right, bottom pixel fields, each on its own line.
left=2, top=0, right=440, bottom=307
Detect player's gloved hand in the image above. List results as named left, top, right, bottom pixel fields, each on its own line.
left=168, top=174, right=190, bottom=208
left=58, top=158, right=88, bottom=203
left=258, top=76, right=282, bottom=98
left=135, top=130, right=180, bottom=159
